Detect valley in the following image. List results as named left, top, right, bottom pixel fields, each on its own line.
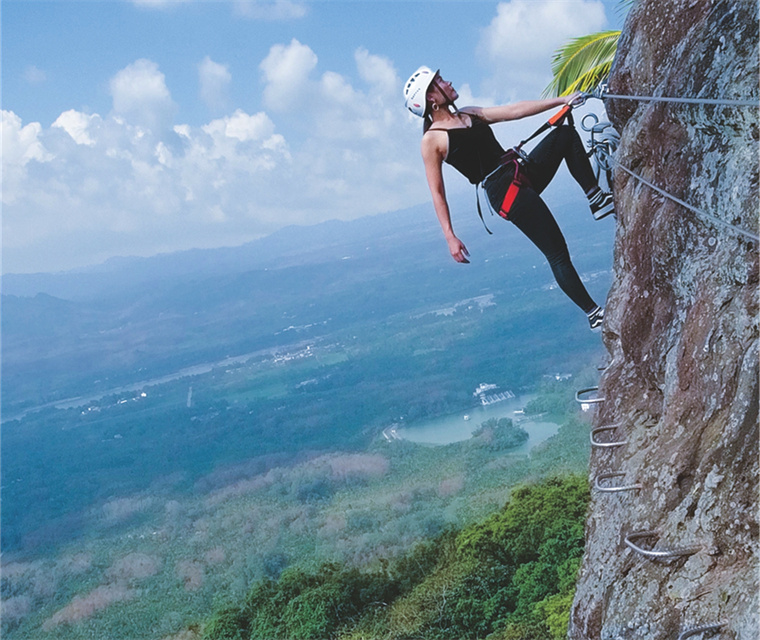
left=1, top=200, right=615, bottom=639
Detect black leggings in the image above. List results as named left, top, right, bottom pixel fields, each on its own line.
left=484, top=126, right=598, bottom=313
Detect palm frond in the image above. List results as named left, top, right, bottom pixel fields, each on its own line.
left=542, top=30, right=621, bottom=97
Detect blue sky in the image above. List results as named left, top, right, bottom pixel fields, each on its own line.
left=3, top=0, right=626, bottom=273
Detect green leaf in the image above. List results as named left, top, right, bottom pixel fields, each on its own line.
left=542, top=30, right=621, bottom=98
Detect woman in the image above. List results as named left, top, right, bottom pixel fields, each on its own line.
left=403, top=66, right=612, bottom=331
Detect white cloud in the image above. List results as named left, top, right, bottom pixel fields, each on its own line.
left=319, top=71, right=357, bottom=109
left=132, top=0, right=306, bottom=18
left=109, top=59, right=177, bottom=132
left=203, top=110, right=275, bottom=142
left=199, top=57, right=231, bottom=111
left=23, top=65, right=47, bottom=85
left=355, top=48, right=397, bottom=98
left=52, top=110, right=99, bottom=146
left=2, top=46, right=431, bottom=274
left=1, top=111, right=53, bottom=206
left=233, top=0, right=307, bottom=20
left=201, top=109, right=287, bottom=158
left=2, top=104, right=295, bottom=271
left=260, top=39, right=318, bottom=111
left=479, top=0, right=607, bottom=99
left=2, top=111, right=52, bottom=167
left=131, top=0, right=306, bottom=19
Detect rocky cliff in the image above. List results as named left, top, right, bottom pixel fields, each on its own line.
left=569, top=2, right=758, bottom=639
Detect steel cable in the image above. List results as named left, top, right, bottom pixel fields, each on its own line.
left=594, top=146, right=759, bottom=244
left=591, top=85, right=759, bottom=108
left=602, top=93, right=758, bottom=107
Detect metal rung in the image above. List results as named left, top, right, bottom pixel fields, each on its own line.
left=576, top=386, right=604, bottom=404
left=677, top=622, right=724, bottom=640
left=595, top=472, right=642, bottom=492
left=624, top=531, right=702, bottom=559
left=591, top=425, right=628, bottom=448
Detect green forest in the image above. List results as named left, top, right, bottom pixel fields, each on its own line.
left=202, top=475, right=589, bottom=640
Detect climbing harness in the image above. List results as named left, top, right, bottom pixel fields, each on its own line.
left=498, top=103, right=576, bottom=219
left=581, top=89, right=759, bottom=244
left=476, top=102, right=578, bottom=232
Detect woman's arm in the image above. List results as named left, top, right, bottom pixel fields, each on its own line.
left=421, top=131, right=470, bottom=264
left=465, top=92, right=581, bottom=124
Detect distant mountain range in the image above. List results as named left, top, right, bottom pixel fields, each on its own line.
left=2, top=202, right=442, bottom=300
left=2, top=181, right=605, bottom=301
left=2, top=187, right=614, bottom=412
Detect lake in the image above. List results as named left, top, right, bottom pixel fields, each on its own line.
left=395, top=395, right=559, bottom=449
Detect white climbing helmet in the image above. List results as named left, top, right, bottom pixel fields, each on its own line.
left=404, top=66, right=438, bottom=117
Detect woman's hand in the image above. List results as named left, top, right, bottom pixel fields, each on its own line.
left=564, top=91, right=586, bottom=107
left=447, top=235, right=470, bottom=263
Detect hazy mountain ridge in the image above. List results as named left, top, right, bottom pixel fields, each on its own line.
left=3, top=189, right=612, bottom=413
left=1, top=203, right=439, bottom=301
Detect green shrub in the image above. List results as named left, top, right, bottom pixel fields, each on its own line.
left=243, top=563, right=405, bottom=639
left=201, top=606, right=248, bottom=640
left=534, top=591, right=575, bottom=640
left=456, top=475, right=589, bottom=567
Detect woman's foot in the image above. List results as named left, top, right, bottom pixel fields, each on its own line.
left=588, top=189, right=615, bottom=220
left=587, top=306, right=604, bottom=331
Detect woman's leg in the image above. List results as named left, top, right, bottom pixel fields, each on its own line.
left=508, top=187, right=598, bottom=313
left=526, top=125, right=598, bottom=195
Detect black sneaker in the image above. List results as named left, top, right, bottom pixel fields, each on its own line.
left=587, top=306, right=604, bottom=332
left=588, top=190, right=615, bottom=220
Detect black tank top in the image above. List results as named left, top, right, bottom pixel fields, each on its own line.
left=439, top=115, right=505, bottom=184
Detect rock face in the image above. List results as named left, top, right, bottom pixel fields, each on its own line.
left=569, top=2, right=758, bottom=639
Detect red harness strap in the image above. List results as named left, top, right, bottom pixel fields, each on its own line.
left=497, top=104, right=574, bottom=220
left=500, top=182, right=521, bottom=219
left=497, top=148, right=531, bottom=220
left=548, top=104, right=572, bottom=126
